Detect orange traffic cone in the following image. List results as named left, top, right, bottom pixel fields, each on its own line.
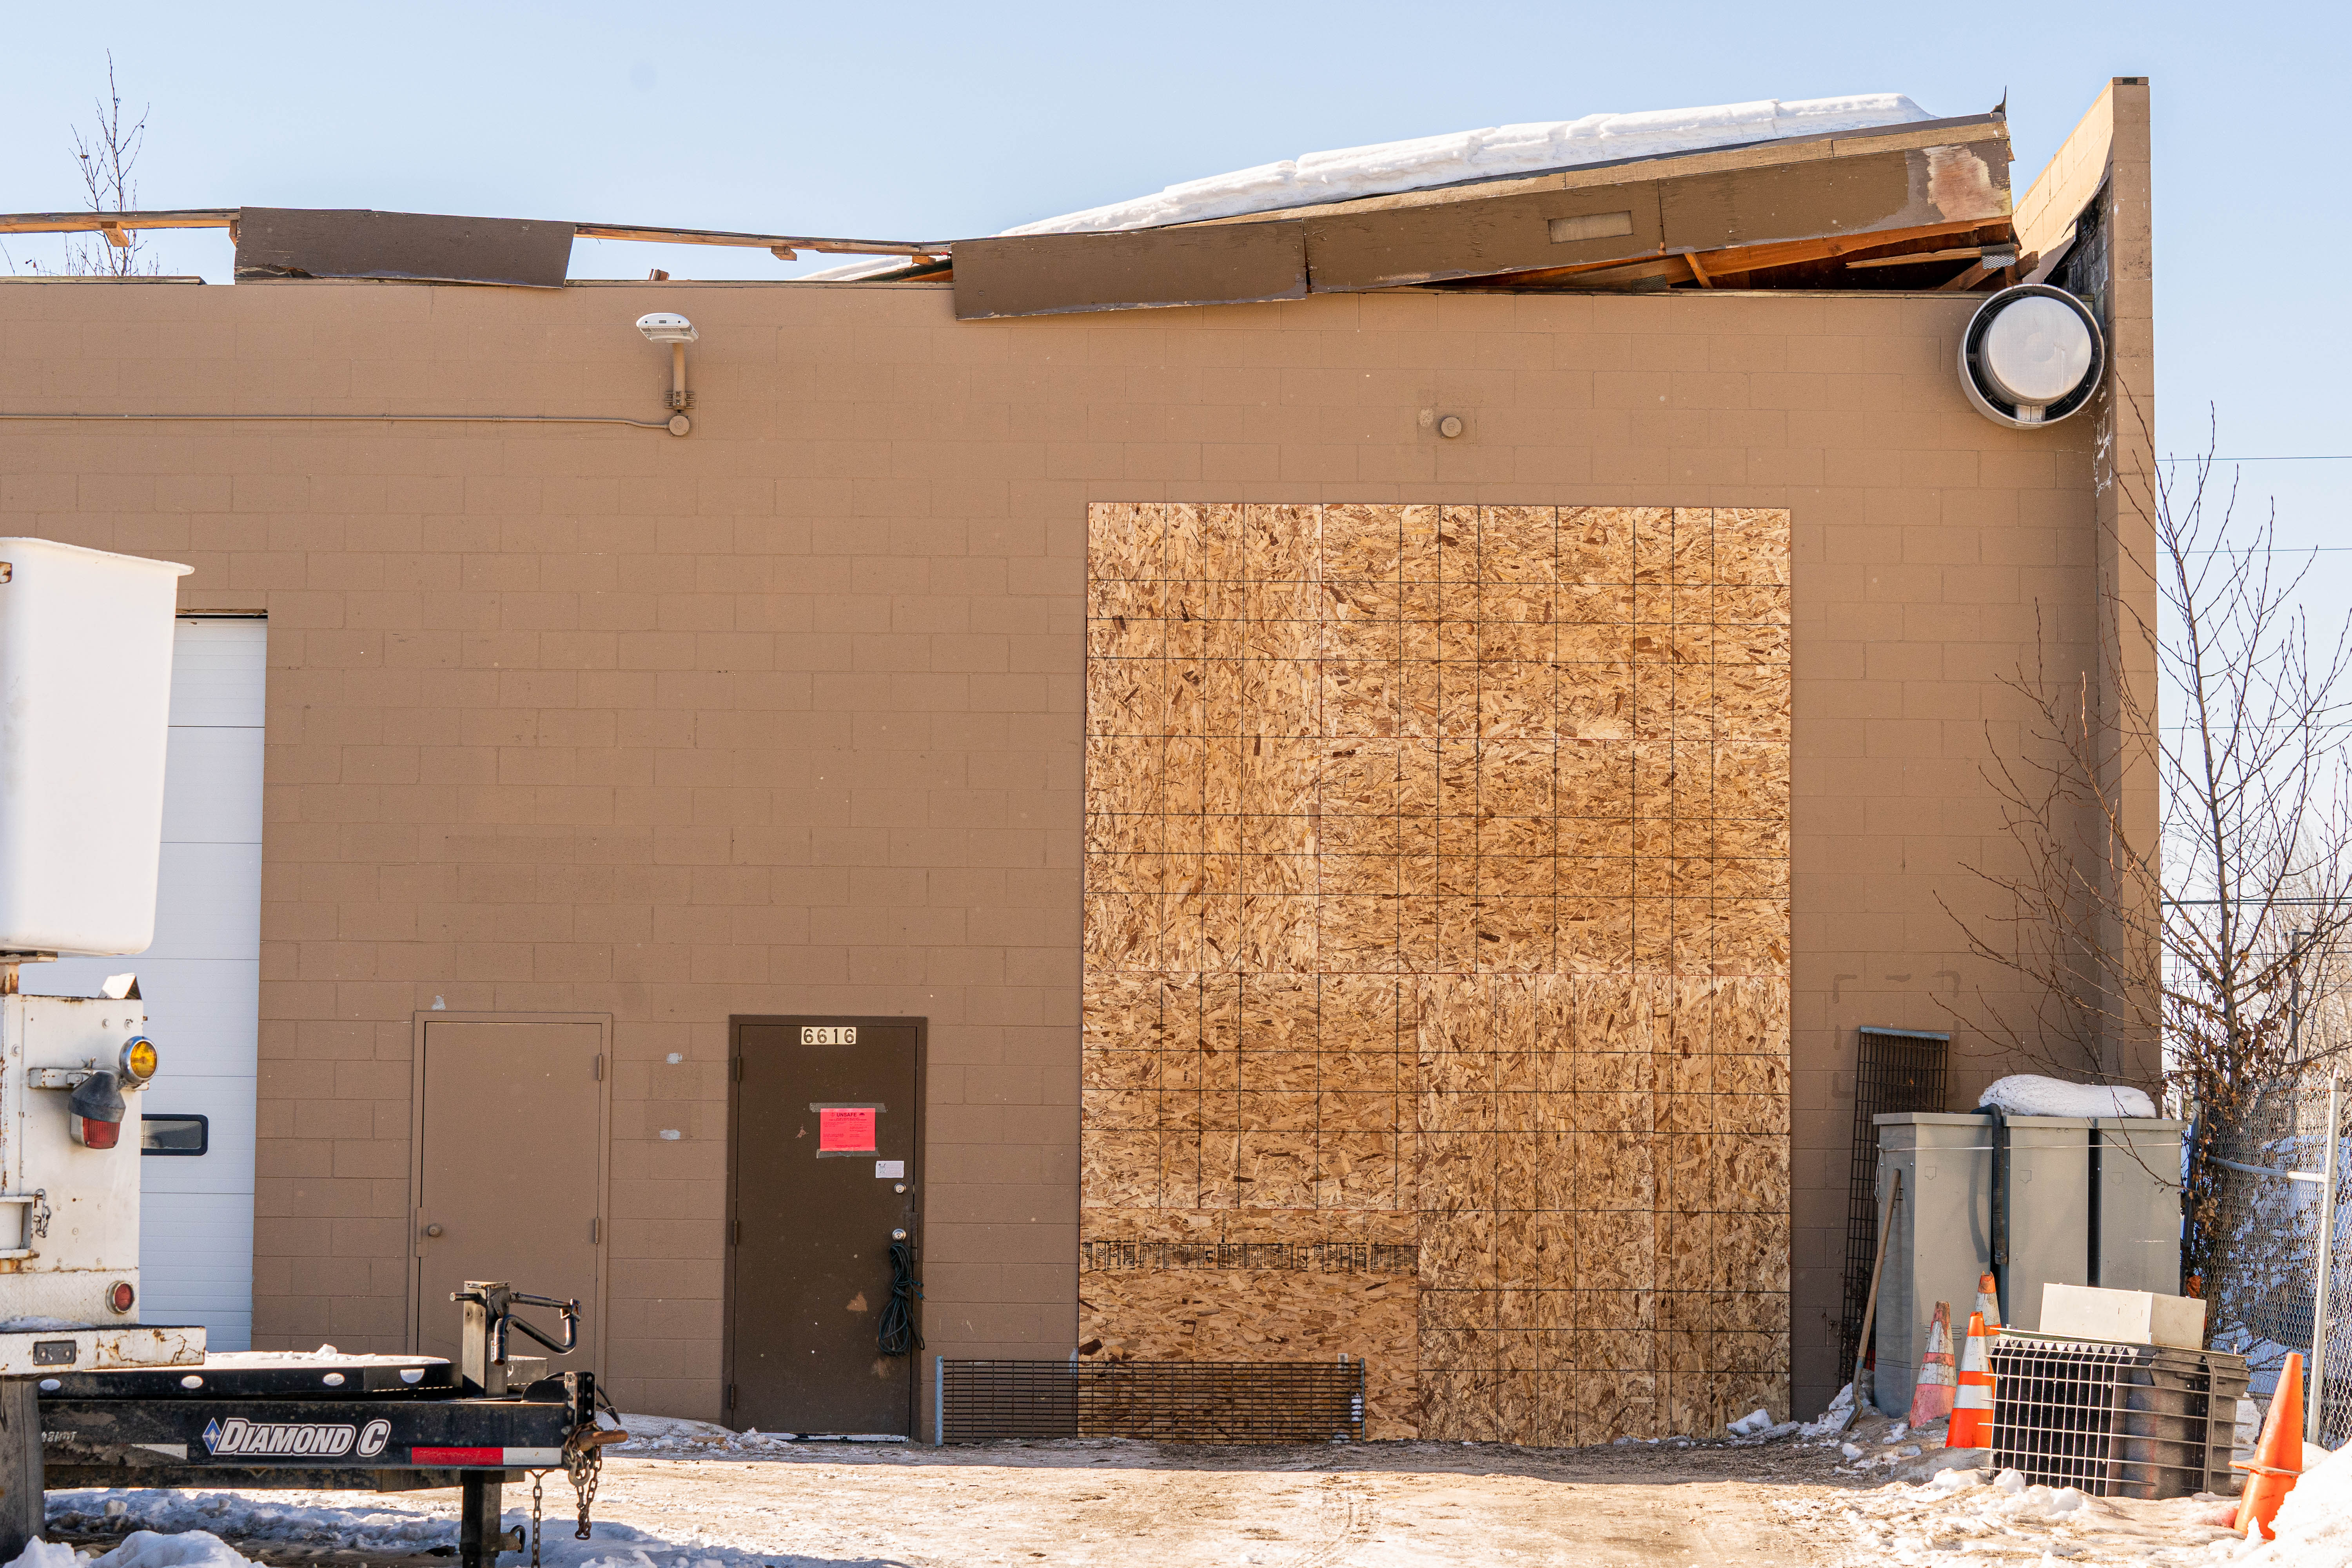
left=1975, top=1272, right=2003, bottom=1333
left=2234, top=1354, right=2307, bottom=1541
left=1908, top=1301, right=1956, bottom=1426
left=1950, top=1310, right=1995, bottom=1455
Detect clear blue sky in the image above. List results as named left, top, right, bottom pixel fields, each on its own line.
left=5, top=1, right=2346, bottom=566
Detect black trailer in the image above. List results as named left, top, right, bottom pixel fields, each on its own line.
left=31, top=1284, right=618, bottom=1568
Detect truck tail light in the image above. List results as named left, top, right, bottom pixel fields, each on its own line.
left=69, top=1070, right=126, bottom=1148
left=108, top=1280, right=135, bottom=1314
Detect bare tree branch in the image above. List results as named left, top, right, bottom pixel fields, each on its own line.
left=1939, top=394, right=2352, bottom=1308
left=35, top=53, right=158, bottom=278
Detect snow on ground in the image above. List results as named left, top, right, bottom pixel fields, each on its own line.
left=38, top=1485, right=788, bottom=1568
left=2242, top=1441, right=2352, bottom=1566
left=1778, top=1467, right=2250, bottom=1567
left=9, top=1533, right=252, bottom=1568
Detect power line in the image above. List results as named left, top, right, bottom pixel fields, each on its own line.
left=2158, top=456, right=2352, bottom=463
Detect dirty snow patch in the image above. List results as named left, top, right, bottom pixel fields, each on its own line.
left=1780, top=1469, right=2243, bottom=1566
left=45, top=1490, right=806, bottom=1568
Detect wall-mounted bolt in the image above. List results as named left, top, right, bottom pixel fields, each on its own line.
left=1436, top=414, right=1466, bottom=439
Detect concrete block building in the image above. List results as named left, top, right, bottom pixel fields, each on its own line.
left=0, top=79, right=2155, bottom=1442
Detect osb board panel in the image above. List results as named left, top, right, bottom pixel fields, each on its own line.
left=1080, top=1268, right=1419, bottom=1439
left=1082, top=505, right=1791, bottom=1445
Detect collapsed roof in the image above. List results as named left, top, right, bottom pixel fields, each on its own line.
left=1003, top=94, right=1939, bottom=236
left=945, top=93, right=2024, bottom=318
left=0, top=91, right=2036, bottom=315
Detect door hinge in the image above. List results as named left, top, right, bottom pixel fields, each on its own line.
left=731, top=1218, right=740, bottom=1246
left=725, top=1384, right=736, bottom=1410
left=590, top=1218, right=601, bottom=1245
left=594, top=1054, right=604, bottom=1082
left=732, top=1056, right=742, bottom=1082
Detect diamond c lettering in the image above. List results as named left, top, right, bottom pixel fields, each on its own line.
left=201, top=1416, right=370, bottom=1458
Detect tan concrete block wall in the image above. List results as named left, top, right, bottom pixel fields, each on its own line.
left=0, top=276, right=2112, bottom=1424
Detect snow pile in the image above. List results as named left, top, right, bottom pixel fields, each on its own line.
left=5, top=1533, right=254, bottom=1568
left=602, top=1412, right=907, bottom=1456
left=1778, top=1468, right=2244, bottom=1566
left=202, top=1346, right=438, bottom=1369
left=1979, top=1074, right=2160, bottom=1119
left=1003, top=94, right=1935, bottom=236
left=1798, top=1381, right=1857, bottom=1439
left=604, top=1412, right=737, bottom=1444
left=4, top=1543, right=81, bottom=1568
left=41, top=1490, right=802, bottom=1568
left=2245, top=1441, right=2352, bottom=1566
left=80, top=1534, right=252, bottom=1568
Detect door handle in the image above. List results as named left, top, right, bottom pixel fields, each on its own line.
left=424, top=1223, right=444, bottom=1238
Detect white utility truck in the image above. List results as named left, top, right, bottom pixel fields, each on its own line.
left=0, top=540, right=610, bottom=1566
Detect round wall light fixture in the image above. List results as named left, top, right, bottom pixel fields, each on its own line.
left=637, top=312, right=698, bottom=434
left=1959, top=284, right=2104, bottom=428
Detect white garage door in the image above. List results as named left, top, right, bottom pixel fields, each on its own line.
left=39, top=617, right=263, bottom=1348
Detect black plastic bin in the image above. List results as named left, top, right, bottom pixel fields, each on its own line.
left=1989, top=1331, right=2249, bottom=1499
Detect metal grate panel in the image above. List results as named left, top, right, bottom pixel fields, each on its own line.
left=1839, top=1027, right=1950, bottom=1372
left=937, top=1359, right=1365, bottom=1444
left=1989, top=1332, right=2248, bottom=1499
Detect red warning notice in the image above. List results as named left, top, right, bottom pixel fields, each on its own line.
left=818, top=1107, right=877, bottom=1154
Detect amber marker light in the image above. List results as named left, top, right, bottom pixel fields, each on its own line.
left=120, top=1036, right=158, bottom=1086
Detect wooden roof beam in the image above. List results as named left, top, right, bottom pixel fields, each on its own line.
left=0, top=209, right=944, bottom=258
left=1425, top=217, right=2017, bottom=292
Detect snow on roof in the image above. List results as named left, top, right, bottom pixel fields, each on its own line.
left=1000, top=94, right=1937, bottom=238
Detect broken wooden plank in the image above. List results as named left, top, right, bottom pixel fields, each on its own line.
left=0, top=209, right=941, bottom=260
left=1681, top=218, right=2011, bottom=276
left=0, top=209, right=236, bottom=234
left=1846, top=246, right=1992, bottom=269
left=1415, top=216, right=2013, bottom=293
left=952, top=221, right=1307, bottom=319
left=572, top=222, right=942, bottom=256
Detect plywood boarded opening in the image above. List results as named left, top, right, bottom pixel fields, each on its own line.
left=1081, top=503, right=1792, bottom=1443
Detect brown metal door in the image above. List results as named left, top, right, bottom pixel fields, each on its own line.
left=414, top=1019, right=606, bottom=1374
left=727, top=1017, right=922, bottom=1435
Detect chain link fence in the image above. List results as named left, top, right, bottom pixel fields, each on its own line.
left=2201, top=1073, right=2352, bottom=1444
